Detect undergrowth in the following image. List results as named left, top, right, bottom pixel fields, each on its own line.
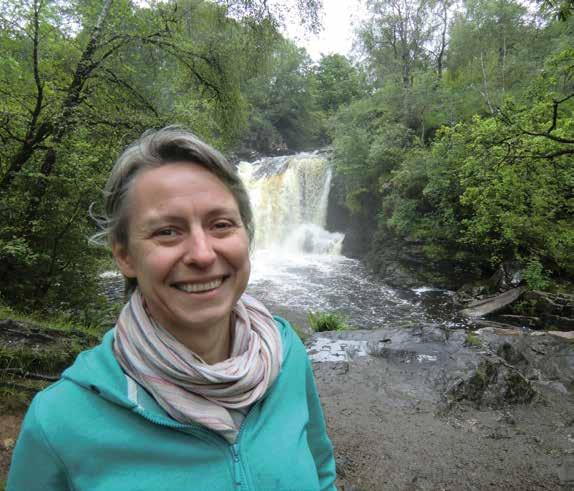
left=464, top=331, right=482, bottom=348
left=308, top=311, right=350, bottom=332
left=0, top=299, right=106, bottom=412
left=0, top=297, right=120, bottom=338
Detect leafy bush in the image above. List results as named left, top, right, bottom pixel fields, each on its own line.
left=522, top=258, right=551, bottom=290
left=308, top=311, right=350, bottom=332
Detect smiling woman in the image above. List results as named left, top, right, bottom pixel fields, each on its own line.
left=7, top=127, right=337, bottom=490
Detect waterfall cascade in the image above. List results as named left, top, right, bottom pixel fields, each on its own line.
left=238, top=152, right=344, bottom=254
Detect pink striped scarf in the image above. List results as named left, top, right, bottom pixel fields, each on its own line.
left=113, top=289, right=283, bottom=443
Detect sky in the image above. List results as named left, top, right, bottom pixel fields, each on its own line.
left=282, top=0, right=368, bottom=61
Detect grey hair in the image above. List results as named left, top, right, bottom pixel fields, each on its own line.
left=91, top=127, right=254, bottom=292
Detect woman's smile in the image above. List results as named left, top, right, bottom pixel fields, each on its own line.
left=172, top=277, right=225, bottom=294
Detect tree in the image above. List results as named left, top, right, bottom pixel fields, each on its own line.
left=312, top=54, right=366, bottom=114
left=0, top=0, right=321, bottom=309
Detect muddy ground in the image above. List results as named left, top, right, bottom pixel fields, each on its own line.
left=2, top=327, right=573, bottom=490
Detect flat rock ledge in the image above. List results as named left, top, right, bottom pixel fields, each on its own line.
left=306, top=323, right=574, bottom=409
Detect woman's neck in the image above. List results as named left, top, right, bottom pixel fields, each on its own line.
left=170, top=317, right=232, bottom=365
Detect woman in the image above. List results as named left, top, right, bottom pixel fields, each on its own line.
left=7, top=127, right=337, bottom=490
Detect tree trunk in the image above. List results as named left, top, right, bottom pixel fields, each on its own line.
left=24, top=0, right=114, bottom=224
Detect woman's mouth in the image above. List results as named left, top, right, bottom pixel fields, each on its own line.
left=173, top=277, right=224, bottom=293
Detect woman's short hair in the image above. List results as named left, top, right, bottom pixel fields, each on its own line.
left=91, top=126, right=254, bottom=292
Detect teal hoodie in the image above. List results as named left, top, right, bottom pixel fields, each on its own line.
left=7, top=317, right=336, bottom=491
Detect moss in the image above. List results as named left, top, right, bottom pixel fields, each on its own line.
left=504, top=372, right=536, bottom=404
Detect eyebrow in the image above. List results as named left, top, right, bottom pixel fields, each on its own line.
left=138, top=207, right=242, bottom=230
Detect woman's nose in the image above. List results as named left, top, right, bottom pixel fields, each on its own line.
left=182, top=228, right=217, bottom=267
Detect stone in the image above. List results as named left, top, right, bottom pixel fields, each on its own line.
left=446, top=357, right=537, bottom=409
left=2, top=438, right=15, bottom=450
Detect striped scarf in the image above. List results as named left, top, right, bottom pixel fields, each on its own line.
left=113, top=289, right=283, bottom=443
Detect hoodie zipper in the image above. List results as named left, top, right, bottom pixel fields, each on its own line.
left=133, top=403, right=261, bottom=490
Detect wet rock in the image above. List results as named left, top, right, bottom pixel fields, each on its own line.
left=496, top=314, right=542, bottom=329
left=512, top=291, right=574, bottom=331
left=487, top=261, right=523, bottom=291
left=497, top=342, right=528, bottom=367
left=522, top=291, right=574, bottom=317
left=460, top=287, right=526, bottom=318
left=446, top=356, right=537, bottom=409
left=547, top=331, right=574, bottom=341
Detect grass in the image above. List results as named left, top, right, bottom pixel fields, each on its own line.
left=464, top=331, right=482, bottom=348
left=0, top=298, right=119, bottom=338
left=308, top=311, right=350, bottom=332
left=0, top=299, right=107, bottom=412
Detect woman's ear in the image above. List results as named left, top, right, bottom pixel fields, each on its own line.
left=112, top=242, right=137, bottom=278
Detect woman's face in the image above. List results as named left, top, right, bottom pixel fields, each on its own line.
left=113, top=162, right=250, bottom=337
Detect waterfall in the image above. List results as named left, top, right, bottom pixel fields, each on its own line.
left=238, top=152, right=344, bottom=255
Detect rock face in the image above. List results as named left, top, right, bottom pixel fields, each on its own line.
left=446, top=343, right=537, bottom=409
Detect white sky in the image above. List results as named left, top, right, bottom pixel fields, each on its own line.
left=282, top=0, right=368, bottom=61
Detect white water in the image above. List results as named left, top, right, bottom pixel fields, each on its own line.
left=238, top=153, right=343, bottom=254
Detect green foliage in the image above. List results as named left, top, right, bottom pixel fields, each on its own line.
left=242, top=39, right=320, bottom=153
left=0, top=0, right=324, bottom=310
left=329, top=0, right=574, bottom=289
left=312, top=54, right=367, bottom=114
left=308, top=311, right=350, bottom=332
left=522, top=258, right=551, bottom=290
left=464, top=332, right=482, bottom=348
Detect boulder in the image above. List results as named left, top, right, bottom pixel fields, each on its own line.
left=446, top=356, right=537, bottom=408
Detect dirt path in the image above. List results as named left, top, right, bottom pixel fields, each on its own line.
left=0, top=412, right=23, bottom=487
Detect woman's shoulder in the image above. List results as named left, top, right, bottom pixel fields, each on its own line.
left=273, top=315, right=308, bottom=361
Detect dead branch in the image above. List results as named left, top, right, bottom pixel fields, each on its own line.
left=0, top=368, right=59, bottom=382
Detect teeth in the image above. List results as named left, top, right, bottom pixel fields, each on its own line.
left=175, top=279, right=223, bottom=293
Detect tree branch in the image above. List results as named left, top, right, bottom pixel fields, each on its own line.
left=0, top=368, right=59, bottom=382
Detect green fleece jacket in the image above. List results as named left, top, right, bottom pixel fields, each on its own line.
left=7, top=317, right=336, bottom=491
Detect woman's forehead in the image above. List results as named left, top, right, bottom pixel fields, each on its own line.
left=127, top=163, right=239, bottom=219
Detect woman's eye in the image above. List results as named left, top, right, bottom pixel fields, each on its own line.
left=156, top=228, right=177, bottom=237
left=213, top=220, right=234, bottom=231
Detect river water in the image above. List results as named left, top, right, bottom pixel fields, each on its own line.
left=247, top=250, right=466, bottom=332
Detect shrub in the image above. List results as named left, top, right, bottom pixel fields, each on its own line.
left=308, top=311, right=350, bottom=332
left=464, top=331, right=482, bottom=348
